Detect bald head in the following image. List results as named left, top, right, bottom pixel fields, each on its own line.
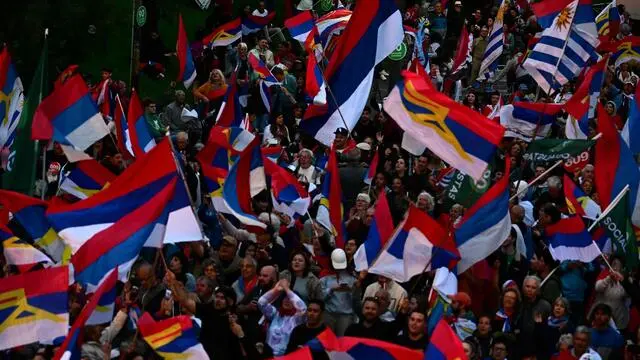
left=259, top=265, right=277, bottom=287
left=510, top=205, right=525, bottom=223
left=137, top=263, right=156, bottom=290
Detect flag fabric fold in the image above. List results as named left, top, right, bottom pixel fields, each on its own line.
left=138, top=312, right=210, bottom=359
left=316, top=150, right=345, bottom=248
left=546, top=216, right=601, bottom=262
left=177, top=14, right=197, bottom=89
left=354, top=190, right=395, bottom=271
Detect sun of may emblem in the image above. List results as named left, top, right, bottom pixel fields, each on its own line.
left=555, top=6, right=574, bottom=31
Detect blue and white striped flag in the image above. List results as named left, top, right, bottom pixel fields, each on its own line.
left=524, top=0, right=599, bottom=94
left=476, top=0, right=508, bottom=81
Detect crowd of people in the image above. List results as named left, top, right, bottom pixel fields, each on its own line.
left=2, top=0, right=640, bottom=359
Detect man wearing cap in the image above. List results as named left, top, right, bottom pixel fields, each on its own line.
left=332, top=127, right=356, bottom=154
left=320, top=249, right=358, bottom=336
left=211, top=235, right=243, bottom=285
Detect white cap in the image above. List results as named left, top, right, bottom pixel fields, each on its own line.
left=331, top=249, right=348, bottom=270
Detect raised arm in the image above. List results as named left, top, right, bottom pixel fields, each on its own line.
left=164, top=270, right=196, bottom=314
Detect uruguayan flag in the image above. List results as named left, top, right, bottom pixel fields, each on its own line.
left=477, top=0, right=508, bottom=81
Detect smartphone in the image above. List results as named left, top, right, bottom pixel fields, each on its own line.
left=164, top=289, right=172, bottom=299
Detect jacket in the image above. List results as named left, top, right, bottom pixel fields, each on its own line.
left=280, top=270, right=323, bottom=303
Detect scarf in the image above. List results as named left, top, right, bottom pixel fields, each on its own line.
left=496, top=308, right=514, bottom=332
left=238, top=275, right=257, bottom=296
left=547, top=315, right=569, bottom=328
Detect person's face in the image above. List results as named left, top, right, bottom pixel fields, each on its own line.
left=362, top=301, right=379, bottom=322
left=478, top=316, right=491, bottom=335
left=503, top=291, right=517, bottom=309
left=377, top=276, right=389, bottom=286
left=523, top=279, right=538, bottom=300
left=573, top=332, right=589, bottom=354
left=282, top=297, right=293, bottom=311
left=375, top=173, right=386, bottom=188
left=259, top=267, right=274, bottom=286
left=345, top=240, right=357, bottom=256
left=535, top=166, right=546, bottom=177
left=299, top=152, right=312, bottom=168
left=481, top=27, right=489, bottom=37
left=510, top=144, right=521, bottom=157
left=491, top=94, right=500, bottom=105
left=606, top=103, right=615, bottom=115
left=395, top=158, right=406, bottom=172
left=176, top=93, right=186, bottom=103
left=417, top=197, right=429, bottom=210
left=241, top=259, right=257, bottom=279
left=210, top=71, right=220, bottom=82
left=435, top=2, right=442, bottom=13
left=294, top=107, right=303, bottom=118
left=553, top=300, right=566, bottom=317
left=355, top=198, right=368, bottom=210
left=111, top=154, right=124, bottom=169
left=466, top=93, right=476, bottom=104
left=463, top=343, right=473, bottom=358
left=258, top=1, right=265, bottom=10
left=214, top=292, right=227, bottom=310
left=146, top=103, right=157, bottom=114
left=407, top=312, right=425, bottom=336
left=259, top=39, right=268, bottom=50
left=307, top=303, right=323, bottom=326
left=474, top=10, right=482, bottom=20
left=454, top=3, right=462, bottom=12
left=169, top=256, right=182, bottom=273
left=362, top=109, right=370, bottom=121
left=219, top=241, right=236, bottom=261
left=391, top=178, right=403, bottom=193
left=101, top=71, right=111, bottom=80
left=612, top=259, right=623, bottom=273
left=275, top=114, right=284, bottom=125
left=365, top=208, right=375, bottom=225
left=196, top=279, right=211, bottom=299
left=239, top=45, right=248, bottom=57
left=583, top=167, right=594, bottom=180
left=291, top=254, right=306, bottom=273
left=582, top=180, right=593, bottom=194
left=334, top=134, right=347, bottom=148
left=450, top=206, right=462, bottom=219
left=137, top=267, right=154, bottom=290
left=204, top=265, right=217, bottom=281
left=594, top=310, right=610, bottom=330
left=624, top=83, right=634, bottom=94
left=492, top=343, right=508, bottom=360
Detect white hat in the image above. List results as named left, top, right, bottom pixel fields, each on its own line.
left=331, top=249, right=347, bottom=270
left=356, top=193, right=371, bottom=203
left=356, top=142, right=372, bottom=151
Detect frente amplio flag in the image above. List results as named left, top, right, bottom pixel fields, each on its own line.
left=384, top=71, right=504, bottom=181
left=0, top=266, right=68, bottom=350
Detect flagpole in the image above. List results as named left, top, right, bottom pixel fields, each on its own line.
left=587, top=184, right=630, bottom=232
left=128, top=0, right=136, bottom=87
left=38, top=28, right=50, bottom=200
left=314, top=53, right=352, bottom=137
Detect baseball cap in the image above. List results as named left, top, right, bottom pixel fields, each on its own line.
left=334, top=127, right=349, bottom=136
left=454, top=1, right=462, bottom=5
left=331, top=249, right=348, bottom=270
left=222, top=235, right=238, bottom=247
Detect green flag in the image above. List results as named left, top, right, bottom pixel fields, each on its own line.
left=443, top=165, right=493, bottom=211
left=2, top=40, right=48, bottom=195
left=524, top=139, right=595, bottom=162
left=602, top=191, right=639, bottom=269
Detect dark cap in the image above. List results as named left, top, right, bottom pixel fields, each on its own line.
left=334, top=127, right=348, bottom=136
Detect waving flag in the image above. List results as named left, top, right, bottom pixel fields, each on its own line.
left=354, top=190, right=394, bottom=271
left=547, top=216, right=600, bottom=262
left=317, top=150, right=345, bottom=247
left=177, top=14, right=197, bottom=89
left=47, top=140, right=202, bottom=253
left=71, top=178, right=173, bottom=286
left=606, top=36, right=640, bottom=67
left=0, top=190, right=67, bottom=262
left=477, top=0, right=508, bottom=80
left=622, top=84, right=640, bottom=154
left=31, top=74, right=109, bottom=150
left=500, top=101, right=562, bottom=141
left=214, top=139, right=266, bottom=228
left=564, top=174, right=601, bottom=219
left=596, top=0, right=621, bottom=40
left=113, top=95, right=134, bottom=159
left=309, top=335, right=423, bottom=360
left=369, top=206, right=459, bottom=282
left=301, top=0, right=403, bottom=146
left=315, top=9, right=352, bottom=49
left=450, top=23, right=473, bottom=77
left=54, top=268, right=117, bottom=360
left=242, top=12, right=276, bottom=35
left=203, top=19, right=242, bottom=48
left=363, top=150, right=379, bottom=185
left=86, top=274, right=117, bottom=326
left=525, top=0, right=594, bottom=94
left=0, top=226, right=52, bottom=272
left=385, top=71, right=504, bottom=181
left=60, top=158, right=115, bottom=200
left=305, top=51, right=327, bottom=105
left=0, top=266, right=68, bottom=351
left=139, top=312, right=209, bottom=359
left=127, top=90, right=156, bottom=157
left=0, top=48, right=24, bottom=153
left=248, top=53, right=280, bottom=86
left=564, top=56, right=607, bottom=139
left=454, top=156, right=512, bottom=273
left=216, top=72, right=244, bottom=128
left=426, top=319, right=468, bottom=360
left=285, top=11, right=318, bottom=49
left=208, top=126, right=256, bottom=154
left=265, top=158, right=310, bottom=219
left=533, top=0, right=598, bottom=36
left=595, top=103, right=640, bottom=236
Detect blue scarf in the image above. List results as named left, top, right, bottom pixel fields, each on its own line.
left=547, top=315, right=569, bottom=328
left=496, top=308, right=513, bottom=332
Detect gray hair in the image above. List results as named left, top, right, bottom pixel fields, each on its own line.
left=581, top=164, right=594, bottom=175
left=196, top=275, right=214, bottom=289
left=242, top=255, right=258, bottom=268
left=523, top=275, right=542, bottom=292
left=547, top=176, right=562, bottom=189
left=299, top=148, right=314, bottom=158
left=175, top=89, right=186, bottom=97
left=418, top=192, right=435, bottom=209
left=176, top=131, right=189, bottom=142
left=238, top=42, right=248, bottom=51
left=557, top=334, right=573, bottom=350
left=574, top=326, right=591, bottom=339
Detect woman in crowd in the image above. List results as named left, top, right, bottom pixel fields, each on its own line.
left=279, top=250, right=323, bottom=304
